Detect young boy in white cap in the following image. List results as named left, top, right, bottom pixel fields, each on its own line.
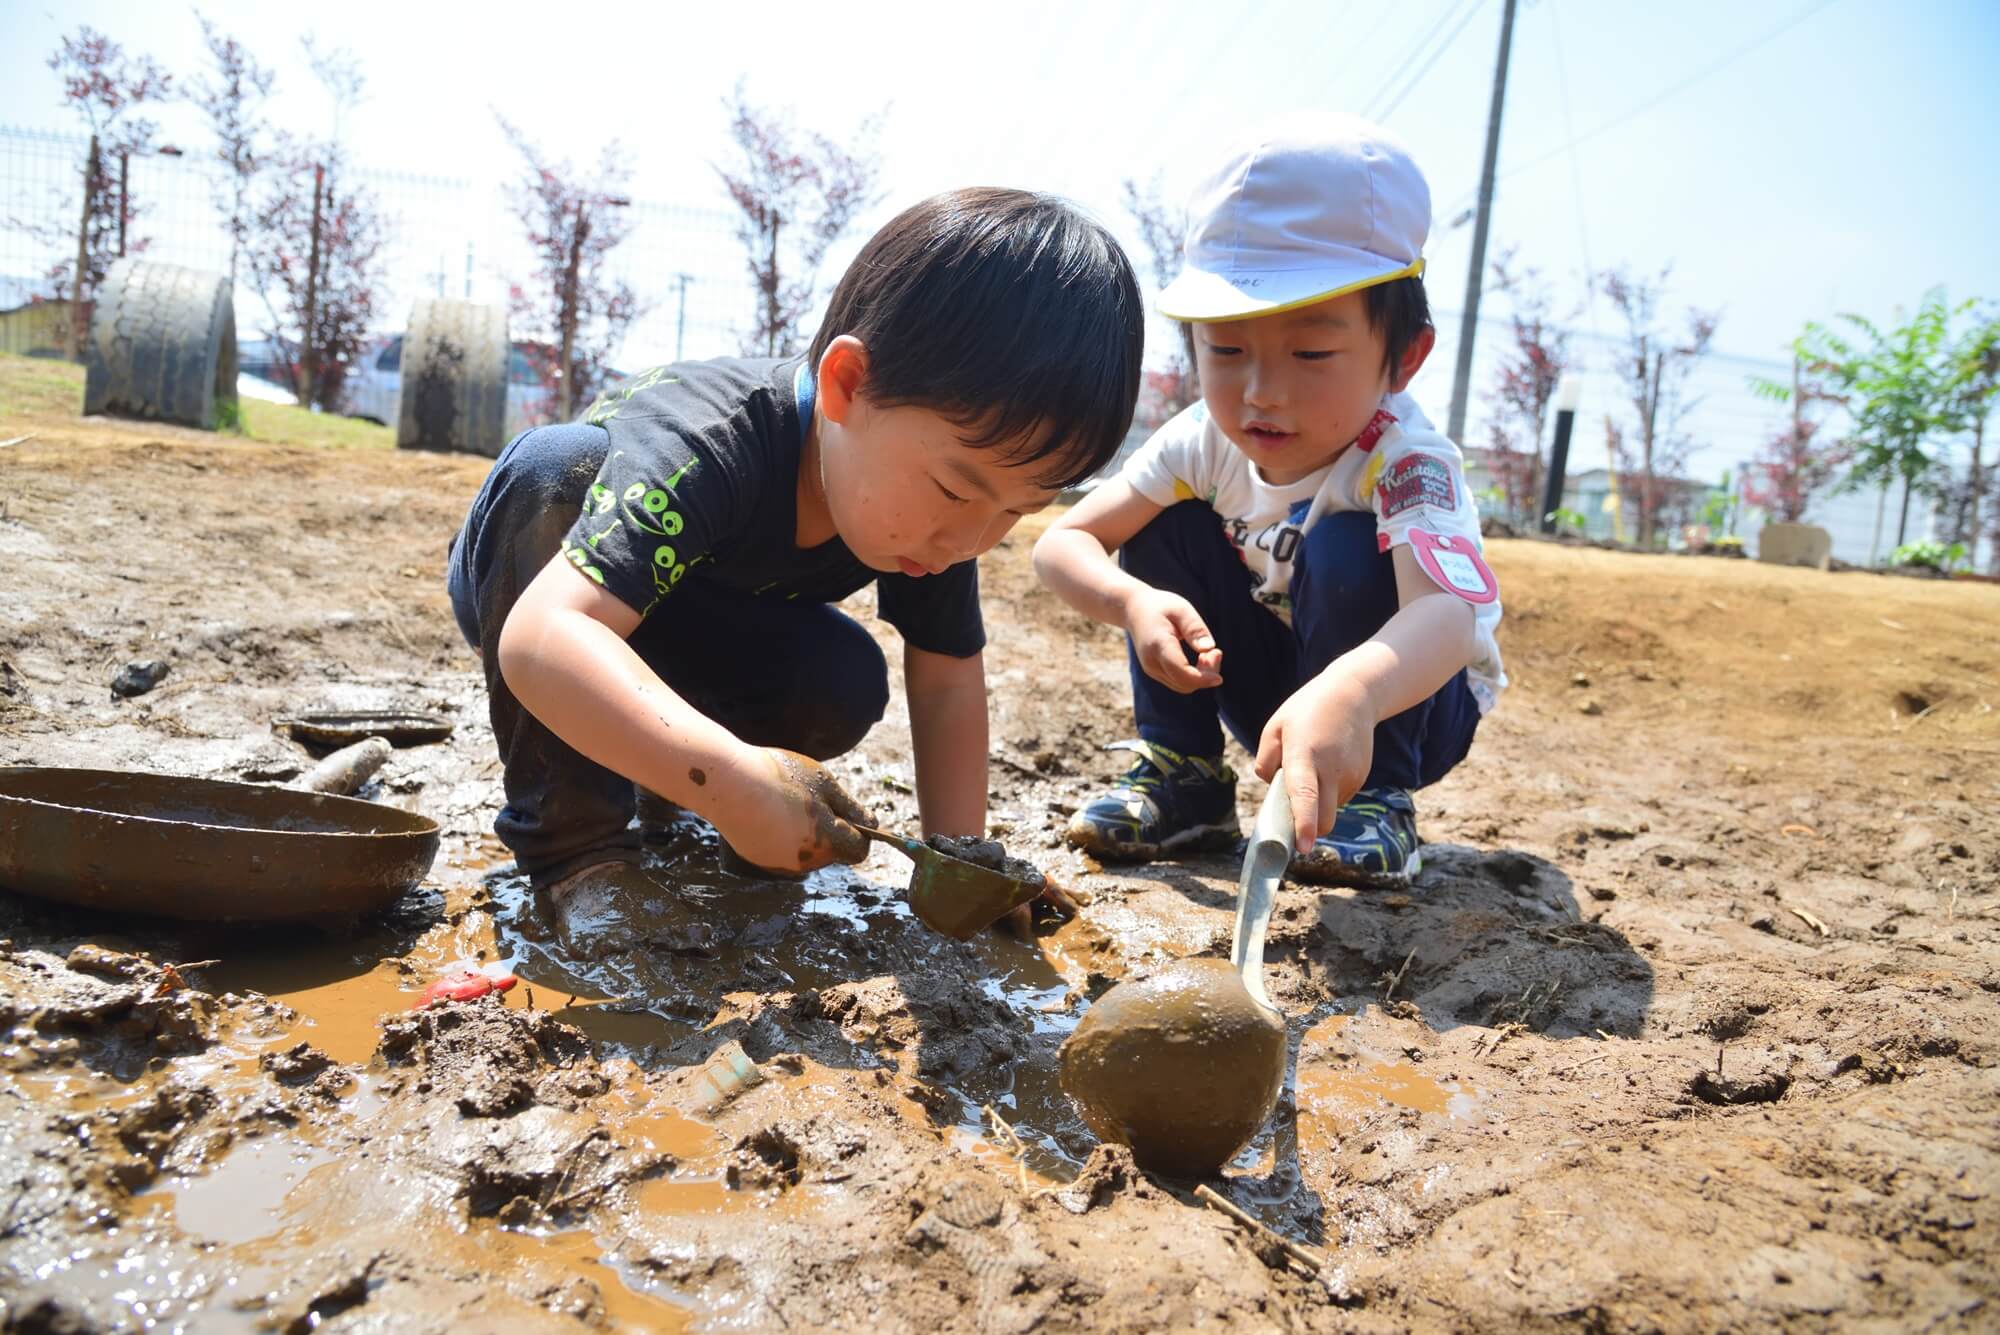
left=1034, top=112, right=1505, bottom=886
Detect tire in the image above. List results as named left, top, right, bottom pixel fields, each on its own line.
left=396, top=298, right=508, bottom=456
left=82, top=259, right=239, bottom=431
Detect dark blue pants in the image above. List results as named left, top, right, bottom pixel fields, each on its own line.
left=1122, top=501, right=1479, bottom=793
left=447, top=424, right=889, bottom=881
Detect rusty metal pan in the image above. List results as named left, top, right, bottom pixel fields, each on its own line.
left=0, top=767, right=439, bottom=922
left=276, top=710, right=454, bottom=749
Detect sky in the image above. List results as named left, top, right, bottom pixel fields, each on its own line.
left=4, top=0, right=1999, bottom=490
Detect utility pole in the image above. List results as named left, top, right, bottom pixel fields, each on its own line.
left=1444, top=0, right=1517, bottom=447
left=69, top=134, right=99, bottom=363
left=674, top=273, right=692, bottom=362
left=301, top=164, right=325, bottom=408
left=559, top=200, right=588, bottom=420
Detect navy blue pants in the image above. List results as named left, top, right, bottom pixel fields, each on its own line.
left=447, top=424, right=888, bottom=882
left=1122, top=501, right=1479, bottom=793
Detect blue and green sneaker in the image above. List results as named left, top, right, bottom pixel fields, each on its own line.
left=1065, top=740, right=1239, bottom=861
left=1291, top=786, right=1423, bottom=888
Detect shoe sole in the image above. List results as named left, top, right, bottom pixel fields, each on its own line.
left=1288, top=847, right=1424, bottom=890
left=1066, top=820, right=1242, bottom=863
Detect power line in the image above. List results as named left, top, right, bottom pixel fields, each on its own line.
left=1363, top=0, right=1472, bottom=120
left=1443, top=0, right=1842, bottom=218
left=1376, top=0, right=1489, bottom=122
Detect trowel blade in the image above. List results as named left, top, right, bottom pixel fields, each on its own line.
left=1230, top=769, right=1292, bottom=1011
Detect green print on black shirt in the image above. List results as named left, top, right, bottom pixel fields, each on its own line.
left=552, top=357, right=986, bottom=657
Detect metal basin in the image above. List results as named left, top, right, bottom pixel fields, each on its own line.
left=0, top=767, right=440, bottom=922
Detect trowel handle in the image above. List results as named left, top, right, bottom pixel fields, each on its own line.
left=855, top=824, right=926, bottom=860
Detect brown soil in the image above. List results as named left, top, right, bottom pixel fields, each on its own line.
left=0, top=392, right=1995, bottom=1332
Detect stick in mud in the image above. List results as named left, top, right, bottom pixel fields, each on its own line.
left=1193, top=1184, right=1325, bottom=1274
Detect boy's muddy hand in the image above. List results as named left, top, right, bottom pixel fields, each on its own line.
left=1254, top=677, right=1376, bottom=854
left=1123, top=587, right=1223, bottom=694
left=994, top=877, right=1081, bottom=939
left=728, top=749, right=876, bottom=874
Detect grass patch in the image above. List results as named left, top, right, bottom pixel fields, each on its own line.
left=0, top=351, right=392, bottom=449
left=240, top=397, right=392, bottom=449
left=0, top=351, right=81, bottom=418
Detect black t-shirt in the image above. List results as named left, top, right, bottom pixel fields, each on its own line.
left=557, top=357, right=984, bottom=657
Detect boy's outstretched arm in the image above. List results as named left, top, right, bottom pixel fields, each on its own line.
left=1032, top=479, right=1222, bottom=693
left=496, top=553, right=874, bottom=873
left=904, top=643, right=1076, bottom=934
left=1254, top=547, right=1478, bottom=853
left=904, top=644, right=988, bottom=839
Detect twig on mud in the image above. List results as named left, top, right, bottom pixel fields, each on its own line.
left=1474, top=1022, right=1525, bottom=1058
left=1786, top=904, right=1830, bottom=937
left=524, top=985, right=535, bottom=1010
left=0, top=434, right=35, bottom=449
left=170, top=959, right=221, bottom=971
left=1381, top=947, right=1416, bottom=1001
left=560, top=992, right=632, bottom=1010
left=1948, top=887, right=1959, bottom=922
left=1193, top=1185, right=1325, bottom=1275
left=1779, top=823, right=1818, bottom=838
left=981, top=1103, right=1032, bottom=1192
left=1554, top=1052, right=1608, bottom=1077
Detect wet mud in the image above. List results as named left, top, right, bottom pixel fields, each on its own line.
left=0, top=414, right=1996, bottom=1330
left=1060, top=957, right=1287, bottom=1178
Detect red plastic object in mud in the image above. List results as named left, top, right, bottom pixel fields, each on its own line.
left=414, top=968, right=518, bottom=1008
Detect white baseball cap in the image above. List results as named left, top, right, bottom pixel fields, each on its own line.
left=1157, top=112, right=1431, bottom=324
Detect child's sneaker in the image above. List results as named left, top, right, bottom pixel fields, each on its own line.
left=1290, top=786, right=1422, bottom=888
left=1066, top=741, right=1238, bottom=860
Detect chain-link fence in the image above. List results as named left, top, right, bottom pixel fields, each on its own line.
left=1, top=123, right=757, bottom=370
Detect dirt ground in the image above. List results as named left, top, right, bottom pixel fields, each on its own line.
left=2, top=364, right=1996, bottom=1332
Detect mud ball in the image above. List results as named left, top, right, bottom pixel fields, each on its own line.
left=1059, top=958, right=1286, bottom=1178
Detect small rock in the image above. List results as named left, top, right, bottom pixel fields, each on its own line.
left=1570, top=671, right=1590, bottom=688
left=1577, top=699, right=1603, bottom=717
left=110, top=660, right=169, bottom=699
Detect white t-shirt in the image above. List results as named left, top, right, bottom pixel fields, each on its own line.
left=1121, top=393, right=1507, bottom=713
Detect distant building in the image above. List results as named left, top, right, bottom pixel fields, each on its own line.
left=0, top=297, right=70, bottom=358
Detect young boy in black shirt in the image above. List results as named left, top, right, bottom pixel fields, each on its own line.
left=448, top=189, right=1143, bottom=957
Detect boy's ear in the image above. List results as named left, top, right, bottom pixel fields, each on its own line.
left=1388, top=325, right=1436, bottom=394
left=816, top=335, right=869, bottom=425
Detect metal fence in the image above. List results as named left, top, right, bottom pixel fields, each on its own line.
left=0, top=123, right=757, bottom=371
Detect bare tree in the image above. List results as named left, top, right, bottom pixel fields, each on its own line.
left=243, top=138, right=385, bottom=410
left=497, top=117, right=643, bottom=418
left=301, top=35, right=366, bottom=150
left=1481, top=247, right=1574, bottom=523
left=1598, top=265, right=1718, bottom=547
left=1121, top=174, right=1199, bottom=426
left=716, top=81, right=883, bottom=358
left=39, top=26, right=173, bottom=352
left=188, top=13, right=274, bottom=285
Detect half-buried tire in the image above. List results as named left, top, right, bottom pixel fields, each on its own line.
left=396, top=298, right=508, bottom=456
left=82, top=258, right=239, bottom=431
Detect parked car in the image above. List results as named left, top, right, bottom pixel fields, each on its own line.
left=339, top=334, right=558, bottom=435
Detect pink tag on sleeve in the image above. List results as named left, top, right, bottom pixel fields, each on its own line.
left=1407, top=528, right=1498, bottom=605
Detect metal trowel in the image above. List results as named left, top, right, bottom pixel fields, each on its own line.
left=1229, top=767, right=1294, bottom=1013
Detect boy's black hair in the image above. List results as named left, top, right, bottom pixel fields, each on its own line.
left=1178, top=274, right=1435, bottom=379
left=810, top=188, right=1144, bottom=489
left=1362, top=275, right=1434, bottom=378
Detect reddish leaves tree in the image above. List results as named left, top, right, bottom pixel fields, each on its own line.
left=1599, top=265, right=1718, bottom=546
left=1743, top=358, right=1847, bottom=523
left=717, top=82, right=882, bottom=358
left=1481, top=248, right=1574, bottom=523
left=189, top=13, right=275, bottom=285
left=1121, top=175, right=1199, bottom=428
left=243, top=141, right=385, bottom=410
left=497, top=117, right=642, bottom=418
left=39, top=26, right=172, bottom=347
